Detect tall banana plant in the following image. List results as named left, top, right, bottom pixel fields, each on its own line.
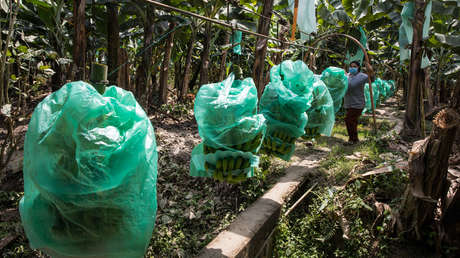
left=20, top=0, right=72, bottom=90
left=427, top=0, right=460, bottom=104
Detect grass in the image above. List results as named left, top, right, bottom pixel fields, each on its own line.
left=273, top=116, right=412, bottom=257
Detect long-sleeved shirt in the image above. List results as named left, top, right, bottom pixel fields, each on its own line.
left=344, top=72, right=368, bottom=109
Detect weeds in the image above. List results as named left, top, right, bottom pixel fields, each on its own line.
left=274, top=118, right=408, bottom=257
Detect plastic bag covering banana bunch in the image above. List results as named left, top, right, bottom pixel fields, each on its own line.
left=305, top=75, right=335, bottom=138
left=259, top=60, right=314, bottom=161
left=374, top=78, right=386, bottom=101
left=387, top=80, right=396, bottom=97
left=19, top=81, right=158, bottom=258
left=382, top=80, right=393, bottom=100
left=363, top=81, right=381, bottom=114
left=320, top=67, right=348, bottom=113
left=190, top=73, right=266, bottom=183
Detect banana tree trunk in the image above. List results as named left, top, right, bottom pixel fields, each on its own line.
left=424, top=67, right=433, bottom=114
left=107, top=3, right=120, bottom=85
left=199, top=22, right=212, bottom=86
left=218, top=31, right=230, bottom=81
left=135, top=4, right=155, bottom=106
left=400, top=73, right=460, bottom=243
left=174, top=57, right=182, bottom=92
left=179, top=28, right=196, bottom=101
left=253, top=0, right=274, bottom=98
left=159, top=23, right=176, bottom=104
left=72, top=0, right=86, bottom=81
left=118, top=48, right=130, bottom=90
left=434, top=51, right=444, bottom=106
left=403, top=0, right=427, bottom=139
left=0, top=0, right=18, bottom=105
left=440, top=79, right=448, bottom=104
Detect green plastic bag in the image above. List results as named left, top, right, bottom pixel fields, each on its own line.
left=232, top=30, right=242, bottom=55
left=260, top=60, right=314, bottom=161
left=190, top=73, right=266, bottom=180
left=375, top=78, right=386, bottom=101
left=320, top=67, right=348, bottom=113
left=382, top=80, right=392, bottom=100
left=399, top=0, right=432, bottom=66
left=388, top=80, right=396, bottom=96
left=289, top=0, right=317, bottom=39
left=19, top=81, right=158, bottom=258
left=305, top=75, right=335, bottom=137
left=363, top=82, right=380, bottom=114
left=345, top=26, right=367, bottom=65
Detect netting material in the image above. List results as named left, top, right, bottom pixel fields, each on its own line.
left=305, top=75, right=335, bottom=137
left=260, top=60, right=314, bottom=160
left=190, top=73, right=266, bottom=181
left=20, top=81, right=158, bottom=258
left=375, top=78, right=386, bottom=101
left=320, top=67, right=348, bottom=113
left=363, top=82, right=380, bottom=114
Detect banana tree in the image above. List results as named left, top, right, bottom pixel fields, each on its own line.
left=253, top=0, right=274, bottom=96
left=191, top=0, right=226, bottom=86
left=428, top=0, right=460, bottom=104
left=0, top=0, right=19, bottom=105
left=72, top=0, right=85, bottom=80
left=19, top=0, right=72, bottom=90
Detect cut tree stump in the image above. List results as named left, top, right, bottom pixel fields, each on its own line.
left=399, top=72, right=460, bottom=250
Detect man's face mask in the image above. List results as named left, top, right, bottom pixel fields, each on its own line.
left=349, top=67, right=358, bottom=75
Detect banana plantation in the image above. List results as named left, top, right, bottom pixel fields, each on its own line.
left=1, top=0, right=459, bottom=257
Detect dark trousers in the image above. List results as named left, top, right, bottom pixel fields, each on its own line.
left=345, top=108, right=363, bottom=142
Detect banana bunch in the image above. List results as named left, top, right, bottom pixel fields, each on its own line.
left=304, top=127, right=320, bottom=139
left=203, top=132, right=263, bottom=154
left=202, top=132, right=263, bottom=183
left=231, top=132, right=263, bottom=153
left=207, top=157, right=251, bottom=184
left=262, top=131, right=295, bottom=155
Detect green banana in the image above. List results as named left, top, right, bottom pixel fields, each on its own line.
left=222, top=159, right=228, bottom=174
left=285, top=145, right=292, bottom=154
left=226, top=171, right=233, bottom=183
left=271, top=138, right=277, bottom=150
left=278, top=143, right=286, bottom=154
left=217, top=171, right=224, bottom=182
left=242, top=159, right=250, bottom=169
left=228, top=158, right=235, bottom=171
left=216, top=159, right=222, bottom=170
left=280, top=132, right=286, bottom=141
left=205, top=162, right=209, bottom=172
left=213, top=171, right=223, bottom=182
left=235, top=157, right=243, bottom=170
left=236, top=173, right=246, bottom=182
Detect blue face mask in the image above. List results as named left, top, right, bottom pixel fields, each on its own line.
left=349, top=67, right=358, bottom=75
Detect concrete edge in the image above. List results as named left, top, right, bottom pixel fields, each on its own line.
left=197, top=158, right=320, bottom=258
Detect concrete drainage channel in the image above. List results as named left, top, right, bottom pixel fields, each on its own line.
left=198, top=153, right=323, bottom=258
